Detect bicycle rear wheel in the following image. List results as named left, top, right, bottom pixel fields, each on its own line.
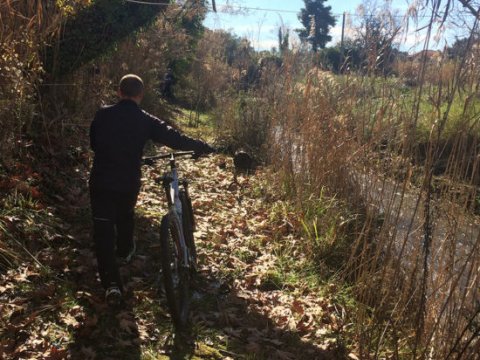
left=179, top=190, right=197, bottom=270
left=159, top=213, right=190, bottom=329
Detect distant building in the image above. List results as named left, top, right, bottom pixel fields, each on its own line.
left=408, top=50, right=443, bottom=64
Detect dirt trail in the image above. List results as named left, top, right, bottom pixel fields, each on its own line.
left=0, top=155, right=351, bottom=359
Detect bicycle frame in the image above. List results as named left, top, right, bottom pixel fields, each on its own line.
left=148, top=151, right=194, bottom=269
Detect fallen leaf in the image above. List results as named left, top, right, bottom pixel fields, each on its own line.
left=62, top=314, right=79, bottom=328
left=291, top=299, right=304, bottom=315
left=45, top=346, right=68, bottom=360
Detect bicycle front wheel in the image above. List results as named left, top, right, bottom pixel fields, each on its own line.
left=179, top=190, right=197, bottom=271
left=160, top=213, right=190, bottom=329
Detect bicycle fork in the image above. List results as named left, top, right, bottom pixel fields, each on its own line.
left=161, top=174, right=190, bottom=269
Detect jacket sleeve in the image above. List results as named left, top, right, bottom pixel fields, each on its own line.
left=147, top=112, right=214, bottom=153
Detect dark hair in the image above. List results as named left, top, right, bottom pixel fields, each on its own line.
left=119, top=74, right=144, bottom=97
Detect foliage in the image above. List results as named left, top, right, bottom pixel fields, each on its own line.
left=43, top=0, right=169, bottom=77
left=0, top=1, right=61, bottom=163
left=177, top=31, right=230, bottom=113
left=448, top=37, right=471, bottom=59
left=350, top=1, right=401, bottom=75
left=181, top=8, right=480, bottom=356
left=278, top=27, right=290, bottom=55
left=341, top=39, right=365, bottom=71
left=313, top=1, right=402, bottom=74
left=178, top=0, right=207, bottom=38
left=263, top=42, right=480, bottom=358
left=3, top=0, right=480, bottom=358
left=216, top=92, right=271, bottom=154
left=177, top=29, right=271, bottom=151
left=0, top=155, right=354, bottom=359
left=318, top=46, right=343, bottom=73
left=296, top=0, right=336, bottom=52
left=83, top=4, right=208, bottom=115
left=168, top=0, right=208, bottom=88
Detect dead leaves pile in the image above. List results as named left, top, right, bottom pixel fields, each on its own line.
left=1, top=154, right=355, bottom=359
left=162, top=155, right=352, bottom=359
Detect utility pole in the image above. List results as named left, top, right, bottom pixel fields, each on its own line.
left=340, top=12, right=346, bottom=49
left=339, top=12, right=346, bottom=73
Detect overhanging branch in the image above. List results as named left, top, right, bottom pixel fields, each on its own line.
left=457, top=0, right=480, bottom=19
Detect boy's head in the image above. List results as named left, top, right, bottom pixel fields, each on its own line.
left=119, top=74, right=144, bottom=103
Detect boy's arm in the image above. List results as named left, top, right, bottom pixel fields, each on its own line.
left=147, top=112, right=214, bottom=154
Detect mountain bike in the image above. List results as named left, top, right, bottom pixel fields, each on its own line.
left=143, top=151, right=197, bottom=329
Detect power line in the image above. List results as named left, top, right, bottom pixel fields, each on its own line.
left=217, top=4, right=298, bottom=14
left=212, top=3, right=435, bottom=18
left=123, top=0, right=435, bottom=19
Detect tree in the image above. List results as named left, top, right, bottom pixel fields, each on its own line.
left=447, top=35, right=480, bottom=59
left=352, top=1, right=401, bottom=75
left=278, top=27, right=289, bottom=55
left=43, top=0, right=168, bottom=77
left=43, top=0, right=208, bottom=78
left=297, top=0, right=336, bottom=52
left=319, top=46, right=342, bottom=72
left=438, top=0, right=480, bottom=19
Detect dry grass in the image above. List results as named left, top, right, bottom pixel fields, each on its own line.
left=217, top=35, right=480, bottom=359
left=2, top=1, right=480, bottom=357
left=0, top=1, right=66, bottom=162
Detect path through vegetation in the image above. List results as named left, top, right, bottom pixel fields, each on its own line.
left=0, top=155, right=354, bottom=359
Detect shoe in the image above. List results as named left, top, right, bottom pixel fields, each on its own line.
left=117, top=241, right=136, bottom=266
left=105, top=286, right=122, bottom=307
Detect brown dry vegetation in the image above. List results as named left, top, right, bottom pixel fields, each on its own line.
left=213, top=27, right=480, bottom=360
left=2, top=0, right=480, bottom=359
left=0, top=0, right=61, bottom=158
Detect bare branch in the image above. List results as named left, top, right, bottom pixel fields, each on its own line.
left=457, top=0, right=480, bottom=19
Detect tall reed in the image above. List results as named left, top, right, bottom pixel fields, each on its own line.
left=0, top=1, right=64, bottom=161
left=259, top=29, right=480, bottom=360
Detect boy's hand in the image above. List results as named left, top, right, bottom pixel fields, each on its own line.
left=193, top=144, right=216, bottom=159
left=205, top=144, right=217, bottom=154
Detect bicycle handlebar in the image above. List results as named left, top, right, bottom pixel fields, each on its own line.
left=142, top=151, right=195, bottom=165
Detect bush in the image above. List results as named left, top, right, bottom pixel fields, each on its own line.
left=213, top=91, right=270, bottom=157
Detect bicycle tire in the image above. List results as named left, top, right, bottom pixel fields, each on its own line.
left=159, top=213, right=190, bottom=329
left=179, top=190, right=197, bottom=270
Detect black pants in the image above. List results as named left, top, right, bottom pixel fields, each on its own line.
left=90, top=187, right=138, bottom=291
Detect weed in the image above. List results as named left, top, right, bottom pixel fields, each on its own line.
left=239, top=25, right=480, bottom=357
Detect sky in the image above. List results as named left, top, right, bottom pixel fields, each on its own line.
left=203, top=0, right=468, bottom=53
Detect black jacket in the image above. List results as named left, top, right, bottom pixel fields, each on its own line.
left=89, top=99, right=212, bottom=192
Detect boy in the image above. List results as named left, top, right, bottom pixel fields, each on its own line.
left=89, top=74, right=214, bottom=306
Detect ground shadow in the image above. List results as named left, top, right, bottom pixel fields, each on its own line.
left=68, top=297, right=142, bottom=360
left=135, top=212, right=348, bottom=360
left=184, top=272, right=346, bottom=360
left=41, top=160, right=348, bottom=360
left=61, top=232, right=142, bottom=360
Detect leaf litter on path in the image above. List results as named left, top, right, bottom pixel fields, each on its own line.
left=0, top=155, right=352, bottom=359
